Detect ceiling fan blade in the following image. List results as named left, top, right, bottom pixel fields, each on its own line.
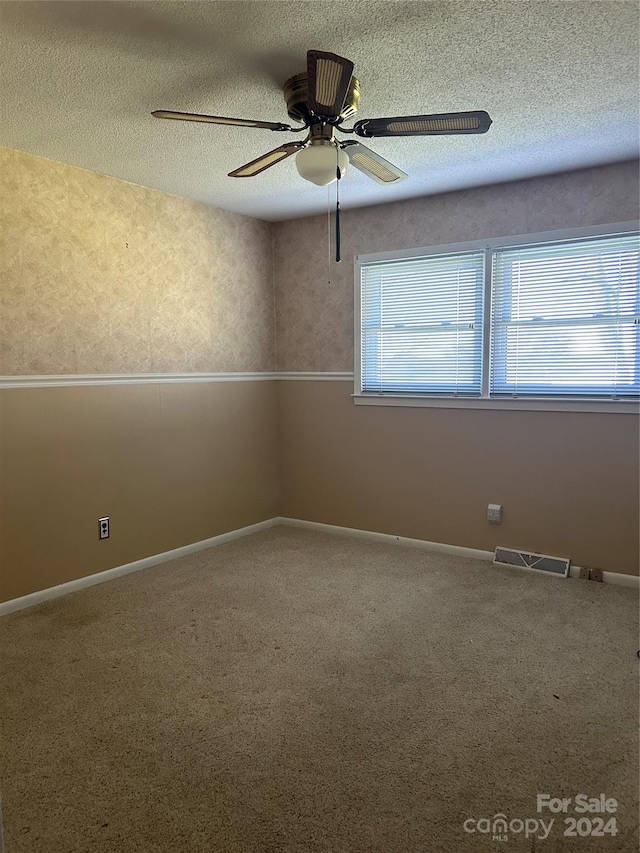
left=152, top=110, right=292, bottom=132
left=306, top=50, right=354, bottom=119
left=354, top=110, right=492, bottom=138
left=343, top=142, right=407, bottom=184
left=228, top=142, right=305, bottom=178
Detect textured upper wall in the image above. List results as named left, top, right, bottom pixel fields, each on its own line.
left=273, top=161, right=640, bottom=372
left=3, top=151, right=638, bottom=377
left=0, top=146, right=275, bottom=375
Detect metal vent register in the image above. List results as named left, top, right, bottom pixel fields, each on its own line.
left=494, top=547, right=570, bottom=576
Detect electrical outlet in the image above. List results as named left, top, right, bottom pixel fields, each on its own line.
left=578, top=567, right=591, bottom=580
left=487, top=504, right=502, bottom=524
left=99, top=517, right=110, bottom=540
left=590, top=567, right=603, bottom=583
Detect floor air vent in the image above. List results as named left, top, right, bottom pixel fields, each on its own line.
left=494, top=547, right=570, bottom=577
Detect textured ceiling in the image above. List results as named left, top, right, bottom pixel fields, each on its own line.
left=1, top=1, right=638, bottom=221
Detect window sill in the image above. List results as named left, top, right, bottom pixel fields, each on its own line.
left=352, top=394, right=640, bottom=414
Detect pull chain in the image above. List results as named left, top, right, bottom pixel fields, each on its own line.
left=327, top=185, right=331, bottom=283
left=327, top=147, right=344, bottom=278
left=335, top=147, right=342, bottom=263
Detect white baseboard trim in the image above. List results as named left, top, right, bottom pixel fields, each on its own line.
left=2, top=516, right=637, bottom=615
left=279, top=517, right=495, bottom=562
left=0, top=517, right=280, bottom=617
left=570, top=566, right=640, bottom=588
left=279, top=517, right=640, bottom=589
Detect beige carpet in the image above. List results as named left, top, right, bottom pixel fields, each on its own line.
left=0, top=526, right=638, bottom=852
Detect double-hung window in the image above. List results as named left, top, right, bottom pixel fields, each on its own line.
left=356, top=224, right=640, bottom=409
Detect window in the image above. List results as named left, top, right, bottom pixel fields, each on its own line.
left=356, top=224, right=640, bottom=408
left=360, top=251, right=485, bottom=395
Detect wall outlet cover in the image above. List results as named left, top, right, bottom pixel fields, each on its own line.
left=487, top=504, right=502, bottom=524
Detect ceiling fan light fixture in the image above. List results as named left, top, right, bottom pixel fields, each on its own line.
left=296, top=141, right=349, bottom=186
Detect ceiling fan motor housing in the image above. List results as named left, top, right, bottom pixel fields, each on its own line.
left=283, top=72, right=361, bottom=125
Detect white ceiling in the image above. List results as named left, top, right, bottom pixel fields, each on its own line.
left=1, top=1, right=638, bottom=221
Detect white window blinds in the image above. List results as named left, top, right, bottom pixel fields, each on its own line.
left=491, top=234, right=640, bottom=398
left=360, top=251, right=485, bottom=395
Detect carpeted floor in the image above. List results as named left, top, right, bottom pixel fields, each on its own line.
left=0, top=525, right=638, bottom=852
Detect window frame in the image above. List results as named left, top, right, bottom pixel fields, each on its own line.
left=354, top=221, right=640, bottom=414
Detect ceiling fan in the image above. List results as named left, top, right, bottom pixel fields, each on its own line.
left=152, top=50, right=492, bottom=188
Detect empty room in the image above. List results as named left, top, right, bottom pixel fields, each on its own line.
left=0, top=2, right=639, bottom=851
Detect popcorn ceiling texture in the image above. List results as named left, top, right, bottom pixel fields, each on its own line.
left=0, top=146, right=275, bottom=375
left=1, top=1, right=638, bottom=220
left=273, top=160, right=640, bottom=372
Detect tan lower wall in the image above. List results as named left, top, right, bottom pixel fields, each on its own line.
left=2, top=377, right=637, bottom=603
left=0, top=381, right=279, bottom=602
left=278, top=381, right=639, bottom=577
